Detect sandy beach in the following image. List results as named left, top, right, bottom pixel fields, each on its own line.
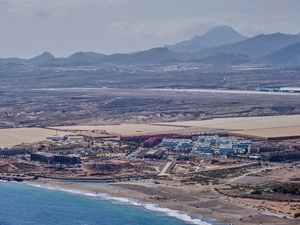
left=26, top=178, right=300, bottom=225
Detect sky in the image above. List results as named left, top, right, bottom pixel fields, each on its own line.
left=0, top=0, right=300, bottom=58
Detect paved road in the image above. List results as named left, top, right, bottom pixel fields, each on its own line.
left=151, top=88, right=300, bottom=96
left=228, top=166, right=280, bottom=183
left=158, top=161, right=173, bottom=176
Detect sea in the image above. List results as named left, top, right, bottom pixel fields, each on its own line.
left=0, top=181, right=228, bottom=225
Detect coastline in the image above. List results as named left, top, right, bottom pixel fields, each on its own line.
left=24, top=178, right=299, bottom=225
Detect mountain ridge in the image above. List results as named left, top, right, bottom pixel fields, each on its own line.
left=165, top=25, right=248, bottom=53
left=0, top=28, right=300, bottom=67
left=192, top=32, right=300, bottom=59
left=28, top=52, right=55, bottom=64
left=250, top=42, right=300, bottom=65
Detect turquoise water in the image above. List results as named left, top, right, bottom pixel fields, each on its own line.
left=0, top=181, right=217, bottom=225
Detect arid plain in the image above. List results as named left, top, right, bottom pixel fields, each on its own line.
left=1, top=65, right=300, bottom=225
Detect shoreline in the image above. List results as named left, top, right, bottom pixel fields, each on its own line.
left=23, top=178, right=299, bottom=225
left=25, top=179, right=219, bottom=225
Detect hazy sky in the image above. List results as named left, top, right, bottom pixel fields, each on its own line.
left=0, top=0, right=299, bottom=58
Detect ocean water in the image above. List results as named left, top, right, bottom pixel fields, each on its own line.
left=0, top=181, right=217, bottom=225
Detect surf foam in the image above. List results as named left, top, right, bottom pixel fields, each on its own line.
left=27, top=183, right=214, bottom=225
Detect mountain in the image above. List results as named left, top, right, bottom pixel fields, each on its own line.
left=165, top=26, right=248, bottom=53
left=190, top=53, right=250, bottom=65
left=0, top=57, right=25, bottom=64
left=193, top=33, right=300, bottom=59
left=38, top=51, right=106, bottom=66
left=28, top=52, right=55, bottom=64
left=165, top=42, right=205, bottom=54
left=100, top=47, right=189, bottom=64
left=1, top=31, right=300, bottom=67
left=37, top=48, right=186, bottom=66
left=68, top=51, right=105, bottom=61
left=0, top=52, right=55, bottom=65
left=127, top=47, right=186, bottom=63
left=251, top=42, right=300, bottom=66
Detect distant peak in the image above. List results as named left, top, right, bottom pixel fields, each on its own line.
left=165, top=25, right=248, bottom=53
left=151, top=47, right=169, bottom=50
left=27, top=51, right=55, bottom=63
left=70, top=51, right=86, bottom=56
left=209, top=25, right=234, bottom=30
left=205, top=25, right=243, bottom=35
left=41, top=51, right=54, bottom=56
left=34, top=51, right=55, bottom=58
left=68, top=51, right=105, bottom=59
left=148, top=47, right=171, bottom=52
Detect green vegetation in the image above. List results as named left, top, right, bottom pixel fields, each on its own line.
left=181, top=167, right=248, bottom=185
left=294, top=212, right=300, bottom=218
left=244, top=183, right=300, bottom=197
left=217, top=133, right=229, bottom=137
left=181, top=175, right=212, bottom=185
left=38, top=145, right=46, bottom=151
left=251, top=189, right=262, bottom=195
left=123, top=141, right=141, bottom=150
left=271, top=183, right=300, bottom=195
left=198, top=168, right=246, bottom=179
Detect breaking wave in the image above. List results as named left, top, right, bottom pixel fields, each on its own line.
left=27, top=183, right=215, bottom=225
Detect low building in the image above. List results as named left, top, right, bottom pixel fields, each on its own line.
left=54, top=154, right=81, bottom=164
left=68, top=136, right=85, bottom=141
left=248, top=154, right=261, bottom=160
left=160, top=139, right=182, bottom=148
left=219, top=144, right=235, bottom=155
left=194, top=142, right=212, bottom=153
left=142, top=137, right=161, bottom=148
left=0, top=148, right=29, bottom=156
left=31, top=153, right=81, bottom=164
left=144, top=149, right=164, bottom=159
left=215, top=138, right=230, bottom=145
left=46, top=135, right=68, bottom=141
left=260, top=145, right=285, bottom=153
left=248, top=144, right=260, bottom=154
left=233, top=140, right=252, bottom=149
left=31, top=153, right=54, bottom=163
left=279, top=87, right=300, bottom=93
left=176, top=140, right=194, bottom=151
left=161, top=138, right=193, bottom=151
left=136, top=149, right=149, bottom=158
left=198, top=135, right=218, bottom=144
left=48, top=144, right=78, bottom=152
left=263, top=150, right=300, bottom=162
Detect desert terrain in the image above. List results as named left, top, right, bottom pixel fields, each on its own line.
left=1, top=66, right=300, bottom=128
left=0, top=64, right=300, bottom=225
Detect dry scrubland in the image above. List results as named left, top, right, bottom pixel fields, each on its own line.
left=1, top=115, right=300, bottom=148
left=157, top=115, right=300, bottom=131
left=52, top=115, right=300, bottom=138
left=233, top=126, right=300, bottom=138
left=50, top=124, right=182, bottom=136
left=0, top=128, right=71, bottom=149
left=1, top=66, right=300, bottom=129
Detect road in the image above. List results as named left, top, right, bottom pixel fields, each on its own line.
left=228, top=166, right=280, bottom=183
left=158, top=161, right=173, bottom=176
left=151, top=88, right=300, bottom=96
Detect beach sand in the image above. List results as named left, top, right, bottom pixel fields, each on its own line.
left=27, top=178, right=300, bottom=225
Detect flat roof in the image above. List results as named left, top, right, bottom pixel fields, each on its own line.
left=147, top=150, right=158, bottom=154
left=280, top=87, right=300, bottom=91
